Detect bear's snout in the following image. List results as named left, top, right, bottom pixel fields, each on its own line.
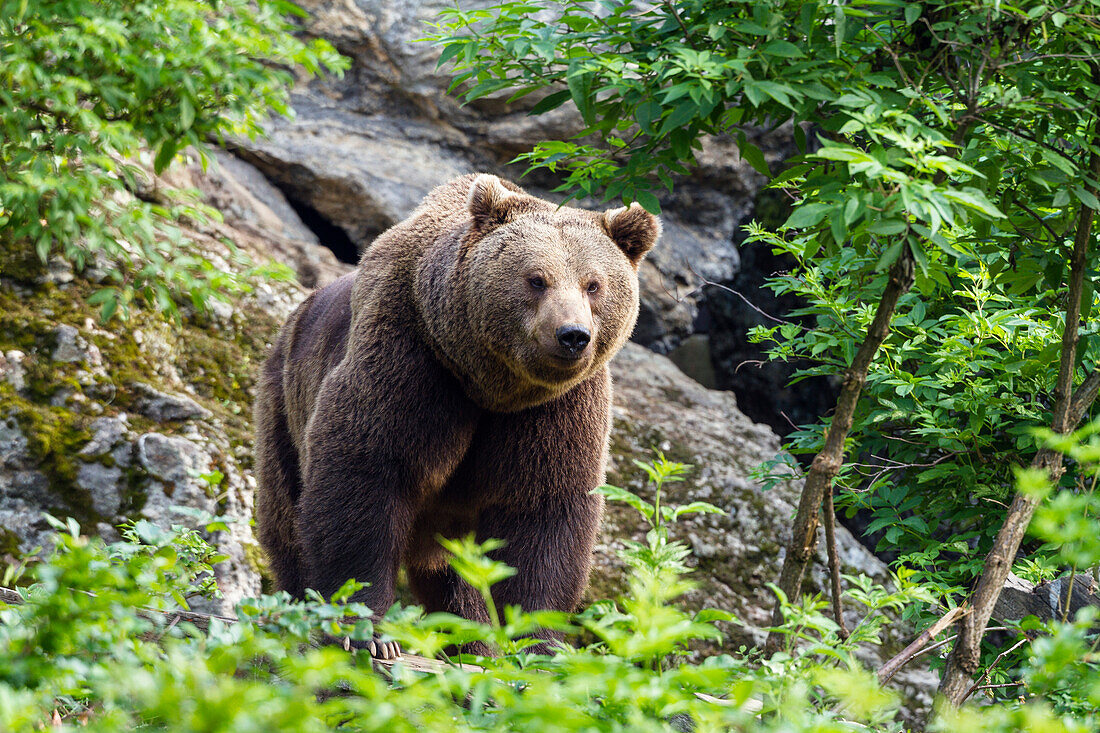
left=555, top=324, right=591, bottom=357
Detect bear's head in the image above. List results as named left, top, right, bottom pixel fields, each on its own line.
left=423, top=174, right=659, bottom=412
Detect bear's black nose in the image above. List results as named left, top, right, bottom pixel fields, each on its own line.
left=556, top=324, right=591, bottom=355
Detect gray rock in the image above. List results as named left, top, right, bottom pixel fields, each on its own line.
left=209, top=149, right=321, bottom=246
left=605, top=343, right=888, bottom=637
left=110, top=442, right=133, bottom=469
left=0, top=417, right=28, bottom=467
left=633, top=260, right=698, bottom=352
left=0, top=418, right=53, bottom=539
left=138, top=433, right=218, bottom=533
left=79, top=415, right=130, bottom=457
left=6, top=469, right=51, bottom=507
left=137, top=432, right=209, bottom=487
left=0, top=350, right=27, bottom=391
left=188, top=151, right=349, bottom=289
left=652, top=215, right=741, bottom=288
left=51, top=324, right=103, bottom=367
left=0, top=501, right=54, bottom=554
left=133, top=382, right=213, bottom=422
left=43, top=256, right=75, bottom=285
left=233, top=94, right=472, bottom=246
left=77, top=462, right=123, bottom=517
left=295, top=0, right=498, bottom=119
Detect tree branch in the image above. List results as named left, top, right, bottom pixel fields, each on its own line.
left=878, top=605, right=970, bottom=685
left=765, top=246, right=916, bottom=653
left=961, top=637, right=1029, bottom=703
left=1069, top=370, right=1100, bottom=427
left=823, top=489, right=850, bottom=640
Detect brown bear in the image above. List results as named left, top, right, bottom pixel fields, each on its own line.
left=253, top=173, right=659, bottom=658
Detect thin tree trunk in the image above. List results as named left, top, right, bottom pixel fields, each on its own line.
left=824, top=488, right=850, bottom=639
left=938, top=133, right=1100, bottom=706
left=765, top=247, right=915, bottom=652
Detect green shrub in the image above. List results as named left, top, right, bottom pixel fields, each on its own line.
left=2, top=456, right=1096, bottom=731
left=0, top=0, right=345, bottom=319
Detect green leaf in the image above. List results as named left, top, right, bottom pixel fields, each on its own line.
left=436, top=41, right=465, bottom=68
left=660, top=100, right=698, bottom=135
left=528, top=89, right=572, bottom=116
left=942, top=187, right=1005, bottom=218
left=154, top=138, right=180, bottom=174
left=784, top=203, right=832, bottom=229
left=591, top=484, right=654, bottom=521
left=99, top=297, right=119, bottom=322
left=670, top=501, right=726, bottom=520
left=829, top=207, right=846, bottom=245
left=833, top=5, right=847, bottom=56
left=794, top=123, right=807, bottom=153
left=868, top=219, right=907, bottom=235
left=179, top=96, right=195, bottom=131
left=635, top=190, right=661, bottom=214
left=695, top=608, right=739, bottom=623
left=1074, top=185, right=1100, bottom=211
left=566, top=63, right=595, bottom=126
left=634, top=99, right=662, bottom=133
left=763, top=40, right=803, bottom=58
left=874, top=238, right=904, bottom=271
left=738, top=138, right=771, bottom=177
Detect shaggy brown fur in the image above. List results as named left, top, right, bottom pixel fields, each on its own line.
left=254, top=174, right=659, bottom=656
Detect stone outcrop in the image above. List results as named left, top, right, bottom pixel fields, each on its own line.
left=602, top=343, right=882, bottom=637
left=0, top=154, right=310, bottom=614
left=602, top=343, right=936, bottom=710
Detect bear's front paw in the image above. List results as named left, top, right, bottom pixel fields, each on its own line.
left=337, top=634, right=402, bottom=660
left=367, top=636, right=402, bottom=660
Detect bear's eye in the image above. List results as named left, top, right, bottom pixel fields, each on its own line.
left=528, top=276, right=547, bottom=291
left=586, top=281, right=600, bottom=294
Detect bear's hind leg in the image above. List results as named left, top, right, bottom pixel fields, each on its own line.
left=254, top=342, right=307, bottom=598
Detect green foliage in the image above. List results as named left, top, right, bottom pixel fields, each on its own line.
left=0, top=0, right=345, bottom=319
left=429, top=0, right=1100, bottom=703
left=749, top=232, right=1099, bottom=589
left=4, top=456, right=1098, bottom=729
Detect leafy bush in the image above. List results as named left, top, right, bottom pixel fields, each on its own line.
left=3, top=456, right=1098, bottom=731
left=750, top=223, right=1098, bottom=589
left=0, top=0, right=345, bottom=319
left=428, top=0, right=1100, bottom=700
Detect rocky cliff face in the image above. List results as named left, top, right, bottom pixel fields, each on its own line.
left=0, top=155, right=340, bottom=613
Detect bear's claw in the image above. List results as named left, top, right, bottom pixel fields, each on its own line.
left=368, top=638, right=402, bottom=660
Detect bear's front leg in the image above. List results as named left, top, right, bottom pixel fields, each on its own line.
left=476, top=493, right=603, bottom=654
left=471, top=371, right=610, bottom=654
left=296, top=339, right=479, bottom=634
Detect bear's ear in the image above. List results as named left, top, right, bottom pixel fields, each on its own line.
left=602, top=203, right=661, bottom=267
left=468, top=174, right=521, bottom=229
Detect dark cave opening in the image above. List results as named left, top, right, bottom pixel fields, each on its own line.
left=282, top=195, right=361, bottom=265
